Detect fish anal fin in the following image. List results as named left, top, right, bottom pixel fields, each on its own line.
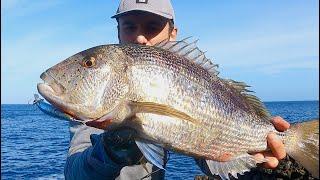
left=215, top=152, right=233, bottom=162
left=205, top=154, right=267, bottom=180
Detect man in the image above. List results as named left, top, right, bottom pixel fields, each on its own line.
left=64, top=0, right=290, bottom=179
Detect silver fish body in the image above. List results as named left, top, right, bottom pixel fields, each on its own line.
left=37, top=40, right=319, bottom=179
left=117, top=44, right=275, bottom=159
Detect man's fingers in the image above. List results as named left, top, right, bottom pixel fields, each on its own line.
left=250, top=116, right=289, bottom=170
left=251, top=152, right=280, bottom=169
left=267, top=133, right=286, bottom=160
left=262, top=151, right=279, bottom=169
left=271, top=116, right=290, bottom=132
left=252, top=153, right=265, bottom=162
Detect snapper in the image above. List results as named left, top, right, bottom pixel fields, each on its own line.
left=37, top=39, right=319, bottom=179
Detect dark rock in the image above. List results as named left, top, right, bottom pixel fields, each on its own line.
left=194, top=155, right=318, bottom=180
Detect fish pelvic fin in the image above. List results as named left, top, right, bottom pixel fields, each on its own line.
left=154, top=37, right=220, bottom=76
left=200, top=154, right=267, bottom=180
left=135, top=140, right=167, bottom=170
left=282, top=119, right=319, bottom=178
left=129, top=101, right=198, bottom=124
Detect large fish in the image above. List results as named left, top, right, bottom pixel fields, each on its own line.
left=37, top=39, right=319, bottom=179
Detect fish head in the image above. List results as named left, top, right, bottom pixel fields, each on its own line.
left=37, top=45, right=129, bottom=121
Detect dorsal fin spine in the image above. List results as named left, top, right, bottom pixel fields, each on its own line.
left=167, top=37, right=192, bottom=50
left=198, top=58, right=209, bottom=66
left=155, top=38, right=219, bottom=77
left=157, top=40, right=170, bottom=48
left=180, top=36, right=192, bottom=42
left=155, top=37, right=269, bottom=119
left=167, top=41, right=181, bottom=50
left=182, top=47, right=198, bottom=57
left=195, top=51, right=206, bottom=59
left=174, top=43, right=190, bottom=53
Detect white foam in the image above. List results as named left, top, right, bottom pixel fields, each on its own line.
left=37, top=173, right=64, bottom=180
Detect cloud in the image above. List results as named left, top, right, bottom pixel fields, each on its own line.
left=2, top=21, right=117, bottom=73
left=1, top=0, right=27, bottom=10
left=257, top=56, right=319, bottom=75
left=1, top=19, right=118, bottom=103
left=1, top=0, right=64, bottom=17
left=2, top=27, right=65, bottom=71
left=201, top=29, right=319, bottom=71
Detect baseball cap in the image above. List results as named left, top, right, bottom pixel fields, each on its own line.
left=111, top=0, right=175, bottom=22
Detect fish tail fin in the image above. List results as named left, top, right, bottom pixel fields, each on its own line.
left=282, top=119, right=319, bottom=178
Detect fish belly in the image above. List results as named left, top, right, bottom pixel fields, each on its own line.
left=132, top=113, right=271, bottom=160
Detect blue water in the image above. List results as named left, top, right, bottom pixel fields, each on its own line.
left=1, top=101, right=319, bottom=180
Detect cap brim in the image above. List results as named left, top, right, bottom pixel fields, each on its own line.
left=111, top=9, right=173, bottom=20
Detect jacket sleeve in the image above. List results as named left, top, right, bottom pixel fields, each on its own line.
left=64, top=121, right=121, bottom=180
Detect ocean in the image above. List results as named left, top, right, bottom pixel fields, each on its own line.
left=1, top=101, right=319, bottom=180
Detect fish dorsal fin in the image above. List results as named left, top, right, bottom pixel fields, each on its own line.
left=224, top=79, right=271, bottom=119
left=155, top=37, right=219, bottom=76
left=155, top=38, right=269, bottom=119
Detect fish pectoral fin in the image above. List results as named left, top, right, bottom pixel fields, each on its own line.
left=129, top=101, right=197, bottom=124
left=135, top=139, right=167, bottom=170
left=204, top=154, right=267, bottom=180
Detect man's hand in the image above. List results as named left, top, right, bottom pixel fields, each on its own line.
left=102, top=129, right=143, bottom=166
left=252, top=116, right=290, bottom=168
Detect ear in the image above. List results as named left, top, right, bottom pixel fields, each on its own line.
left=117, top=25, right=122, bottom=43
left=169, top=27, right=178, bottom=41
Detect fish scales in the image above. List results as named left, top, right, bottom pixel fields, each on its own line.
left=37, top=41, right=319, bottom=179
left=125, top=47, right=242, bottom=122
left=122, top=45, right=269, bottom=127
left=39, top=43, right=274, bottom=156
left=135, top=113, right=214, bottom=157
left=118, top=44, right=274, bottom=157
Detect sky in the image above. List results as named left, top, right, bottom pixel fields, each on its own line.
left=1, top=0, right=319, bottom=104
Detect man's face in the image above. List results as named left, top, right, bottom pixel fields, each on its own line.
left=117, top=11, right=177, bottom=46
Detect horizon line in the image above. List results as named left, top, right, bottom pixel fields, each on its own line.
left=1, top=99, right=319, bottom=105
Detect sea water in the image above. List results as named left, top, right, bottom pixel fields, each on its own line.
left=1, top=101, right=319, bottom=180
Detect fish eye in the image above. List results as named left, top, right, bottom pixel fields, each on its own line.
left=82, top=57, right=96, bottom=68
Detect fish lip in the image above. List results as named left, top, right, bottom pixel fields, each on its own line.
left=37, top=72, right=79, bottom=120
left=40, top=71, right=65, bottom=95
left=37, top=82, right=66, bottom=111
left=37, top=82, right=85, bottom=121
left=37, top=71, right=111, bottom=122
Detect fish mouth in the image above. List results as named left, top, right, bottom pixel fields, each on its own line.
left=39, top=71, right=65, bottom=95
left=37, top=71, right=114, bottom=127
left=37, top=71, right=80, bottom=119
